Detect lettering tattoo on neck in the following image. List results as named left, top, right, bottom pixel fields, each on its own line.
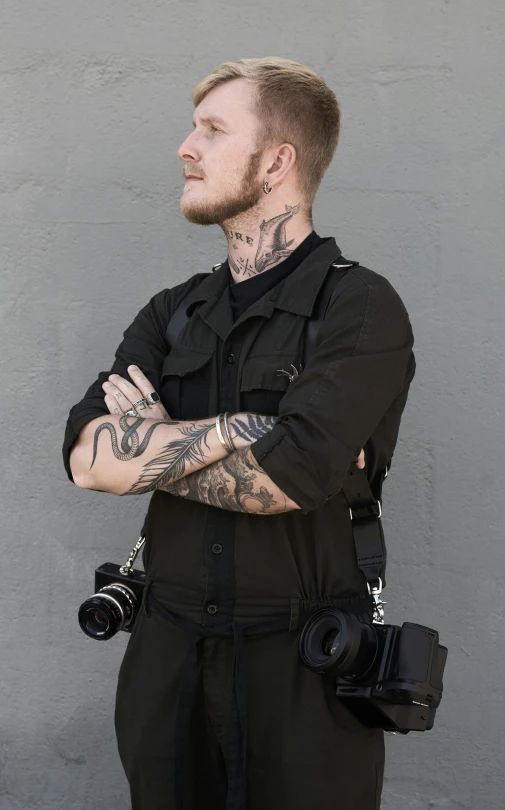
left=228, top=203, right=301, bottom=279
left=226, top=231, right=254, bottom=245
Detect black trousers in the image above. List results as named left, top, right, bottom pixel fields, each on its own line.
left=114, top=606, right=385, bottom=810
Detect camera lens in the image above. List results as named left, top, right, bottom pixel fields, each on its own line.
left=322, top=628, right=341, bottom=656
left=78, top=584, right=137, bottom=640
left=299, top=608, right=379, bottom=679
left=91, top=608, right=109, bottom=627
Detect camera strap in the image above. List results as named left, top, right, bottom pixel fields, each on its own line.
left=304, top=258, right=389, bottom=603
left=147, top=249, right=389, bottom=607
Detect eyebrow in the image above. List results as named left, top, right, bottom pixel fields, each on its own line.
left=192, top=115, right=229, bottom=128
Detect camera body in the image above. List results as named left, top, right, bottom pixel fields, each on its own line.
left=299, top=608, right=447, bottom=733
left=78, top=562, right=147, bottom=640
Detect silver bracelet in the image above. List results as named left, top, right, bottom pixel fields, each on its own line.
left=223, top=412, right=237, bottom=452
left=215, top=413, right=233, bottom=453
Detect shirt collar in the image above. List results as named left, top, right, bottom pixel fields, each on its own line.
left=182, top=236, right=346, bottom=319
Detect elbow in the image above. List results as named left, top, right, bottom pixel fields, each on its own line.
left=69, top=446, right=93, bottom=489
left=73, top=470, right=93, bottom=489
left=71, top=466, right=92, bottom=490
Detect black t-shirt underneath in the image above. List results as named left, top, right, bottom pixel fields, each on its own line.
left=227, top=230, right=325, bottom=321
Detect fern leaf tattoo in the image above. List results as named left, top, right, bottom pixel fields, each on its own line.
left=233, top=413, right=277, bottom=441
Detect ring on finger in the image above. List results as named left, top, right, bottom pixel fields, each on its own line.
left=125, top=408, right=138, bottom=417
left=132, top=398, right=147, bottom=410
left=146, top=391, right=161, bottom=405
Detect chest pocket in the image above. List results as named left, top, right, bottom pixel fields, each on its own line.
left=160, top=346, right=214, bottom=420
left=239, top=354, right=301, bottom=416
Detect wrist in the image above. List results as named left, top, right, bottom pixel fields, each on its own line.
left=215, top=412, right=236, bottom=453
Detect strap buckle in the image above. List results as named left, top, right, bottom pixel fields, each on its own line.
left=366, top=577, right=387, bottom=624
left=349, top=500, right=382, bottom=521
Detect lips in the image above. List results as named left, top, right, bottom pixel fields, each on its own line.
left=186, top=176, right=203, bottom=181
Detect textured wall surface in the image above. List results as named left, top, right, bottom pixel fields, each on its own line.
left=1, top=2, right=504, bottom=808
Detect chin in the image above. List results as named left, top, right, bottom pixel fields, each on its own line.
left=180, top=199, right=220, bottom=227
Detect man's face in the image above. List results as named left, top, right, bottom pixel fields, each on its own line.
left=177, top=79, right=268, bottom=226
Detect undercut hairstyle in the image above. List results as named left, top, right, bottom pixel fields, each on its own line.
left=191, top=57, right=341, bottom=212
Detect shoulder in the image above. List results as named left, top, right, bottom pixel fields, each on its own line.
left=324, top=261, right=414, bottom=352
left=332, top=262, right=412, bottom=321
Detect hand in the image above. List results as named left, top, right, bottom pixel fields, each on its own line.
left=356, top=448, right=365, bottom=469
left=102, top=365, right=171, bottom=421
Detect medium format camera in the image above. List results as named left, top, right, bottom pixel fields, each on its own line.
left=78, top=561, right=147, bottom=640
left=298, top=607, right=447, bottom=733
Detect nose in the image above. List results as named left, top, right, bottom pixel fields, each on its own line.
left=177, top=130, right=200, bottom=163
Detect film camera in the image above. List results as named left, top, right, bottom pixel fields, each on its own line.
left=78, top=536, right=146, bottom=640
left=297, top=461, right=448, bottom=734
left=298, top=602, right=447, bottom=733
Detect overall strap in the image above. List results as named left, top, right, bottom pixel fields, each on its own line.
left=165, top=296, right=192, bottom=350
left=303, top=255, right=388, bottom=593
left=165, top=263, right=223, bottom=350
left=302, top=254, right=358, bottom=367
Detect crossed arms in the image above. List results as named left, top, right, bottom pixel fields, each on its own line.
left=69, top=370, right=302, bottom=515
left=68, top=279, right=413, bottom=517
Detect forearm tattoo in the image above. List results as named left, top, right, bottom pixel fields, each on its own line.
left=90, top=415, right=172, bottom=468
left=161, top=446, right=290, bottom=514
left=231, top=413, right=277, bottom=439
left=129, top=413, right=277, bottom=496
left=228, top=204, right=301, bottom=279
left=127, top=421, right=218, bottom=494
left=89, top=411, right=278, bottom=498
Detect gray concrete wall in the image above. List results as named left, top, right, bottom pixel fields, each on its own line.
left=1, top=2, right=503, bottom=808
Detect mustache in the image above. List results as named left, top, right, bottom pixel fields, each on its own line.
left=183, top=169, right=204, bottom=180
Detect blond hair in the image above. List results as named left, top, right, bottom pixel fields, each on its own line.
left=192, top=57, right=341, bottom=210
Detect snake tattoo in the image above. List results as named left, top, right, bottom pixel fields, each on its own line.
left=89, top=415, right=169, bottom=470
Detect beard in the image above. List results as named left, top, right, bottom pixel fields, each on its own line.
left=180, top=146, right=266, bottom=227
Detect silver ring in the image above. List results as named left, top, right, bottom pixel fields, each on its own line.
left=125, top=408, right=138, bottom=417
left=132, top=398, right=147, bottom=410
left=146, top=391, right=161, bottom=405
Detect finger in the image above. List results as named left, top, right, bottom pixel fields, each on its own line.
left=102, top=380, right=134, bottom=413
left=355, top=449, right=365, bottom=469
left=104, top=394, right=121, bottom=415
left=126, top=365, right=170, bottom=417
left=126, top=365, right=156, bottom=396
left=107, top=373, right=145, bottom=410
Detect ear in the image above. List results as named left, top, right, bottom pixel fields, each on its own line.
left=265, top=143, right=297, bottom=184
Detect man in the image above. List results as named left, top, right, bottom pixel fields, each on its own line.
left=63, top=57, right=416, bottom=810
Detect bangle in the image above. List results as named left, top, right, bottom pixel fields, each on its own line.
left=223, top=412, right=236, bottom=452
left=215, top=413, right=233, bottom=453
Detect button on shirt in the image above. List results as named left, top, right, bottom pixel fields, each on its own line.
left=62, top=233, right=416, bottom=628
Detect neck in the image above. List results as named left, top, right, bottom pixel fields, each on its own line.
left=221, top=202, right=313, bottom=284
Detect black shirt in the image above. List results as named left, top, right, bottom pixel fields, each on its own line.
left=62, top=235, right=416, bottom=627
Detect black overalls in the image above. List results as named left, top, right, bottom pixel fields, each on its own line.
left=63, top=232, right=416, bottom=810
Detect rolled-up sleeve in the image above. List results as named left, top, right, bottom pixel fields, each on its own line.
left=62, top=289, right=171, bottom=483
left=250, top=276, right=416, bottom=514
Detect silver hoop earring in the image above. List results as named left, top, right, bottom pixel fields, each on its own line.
left=263, top=181, right=273, bottom=194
